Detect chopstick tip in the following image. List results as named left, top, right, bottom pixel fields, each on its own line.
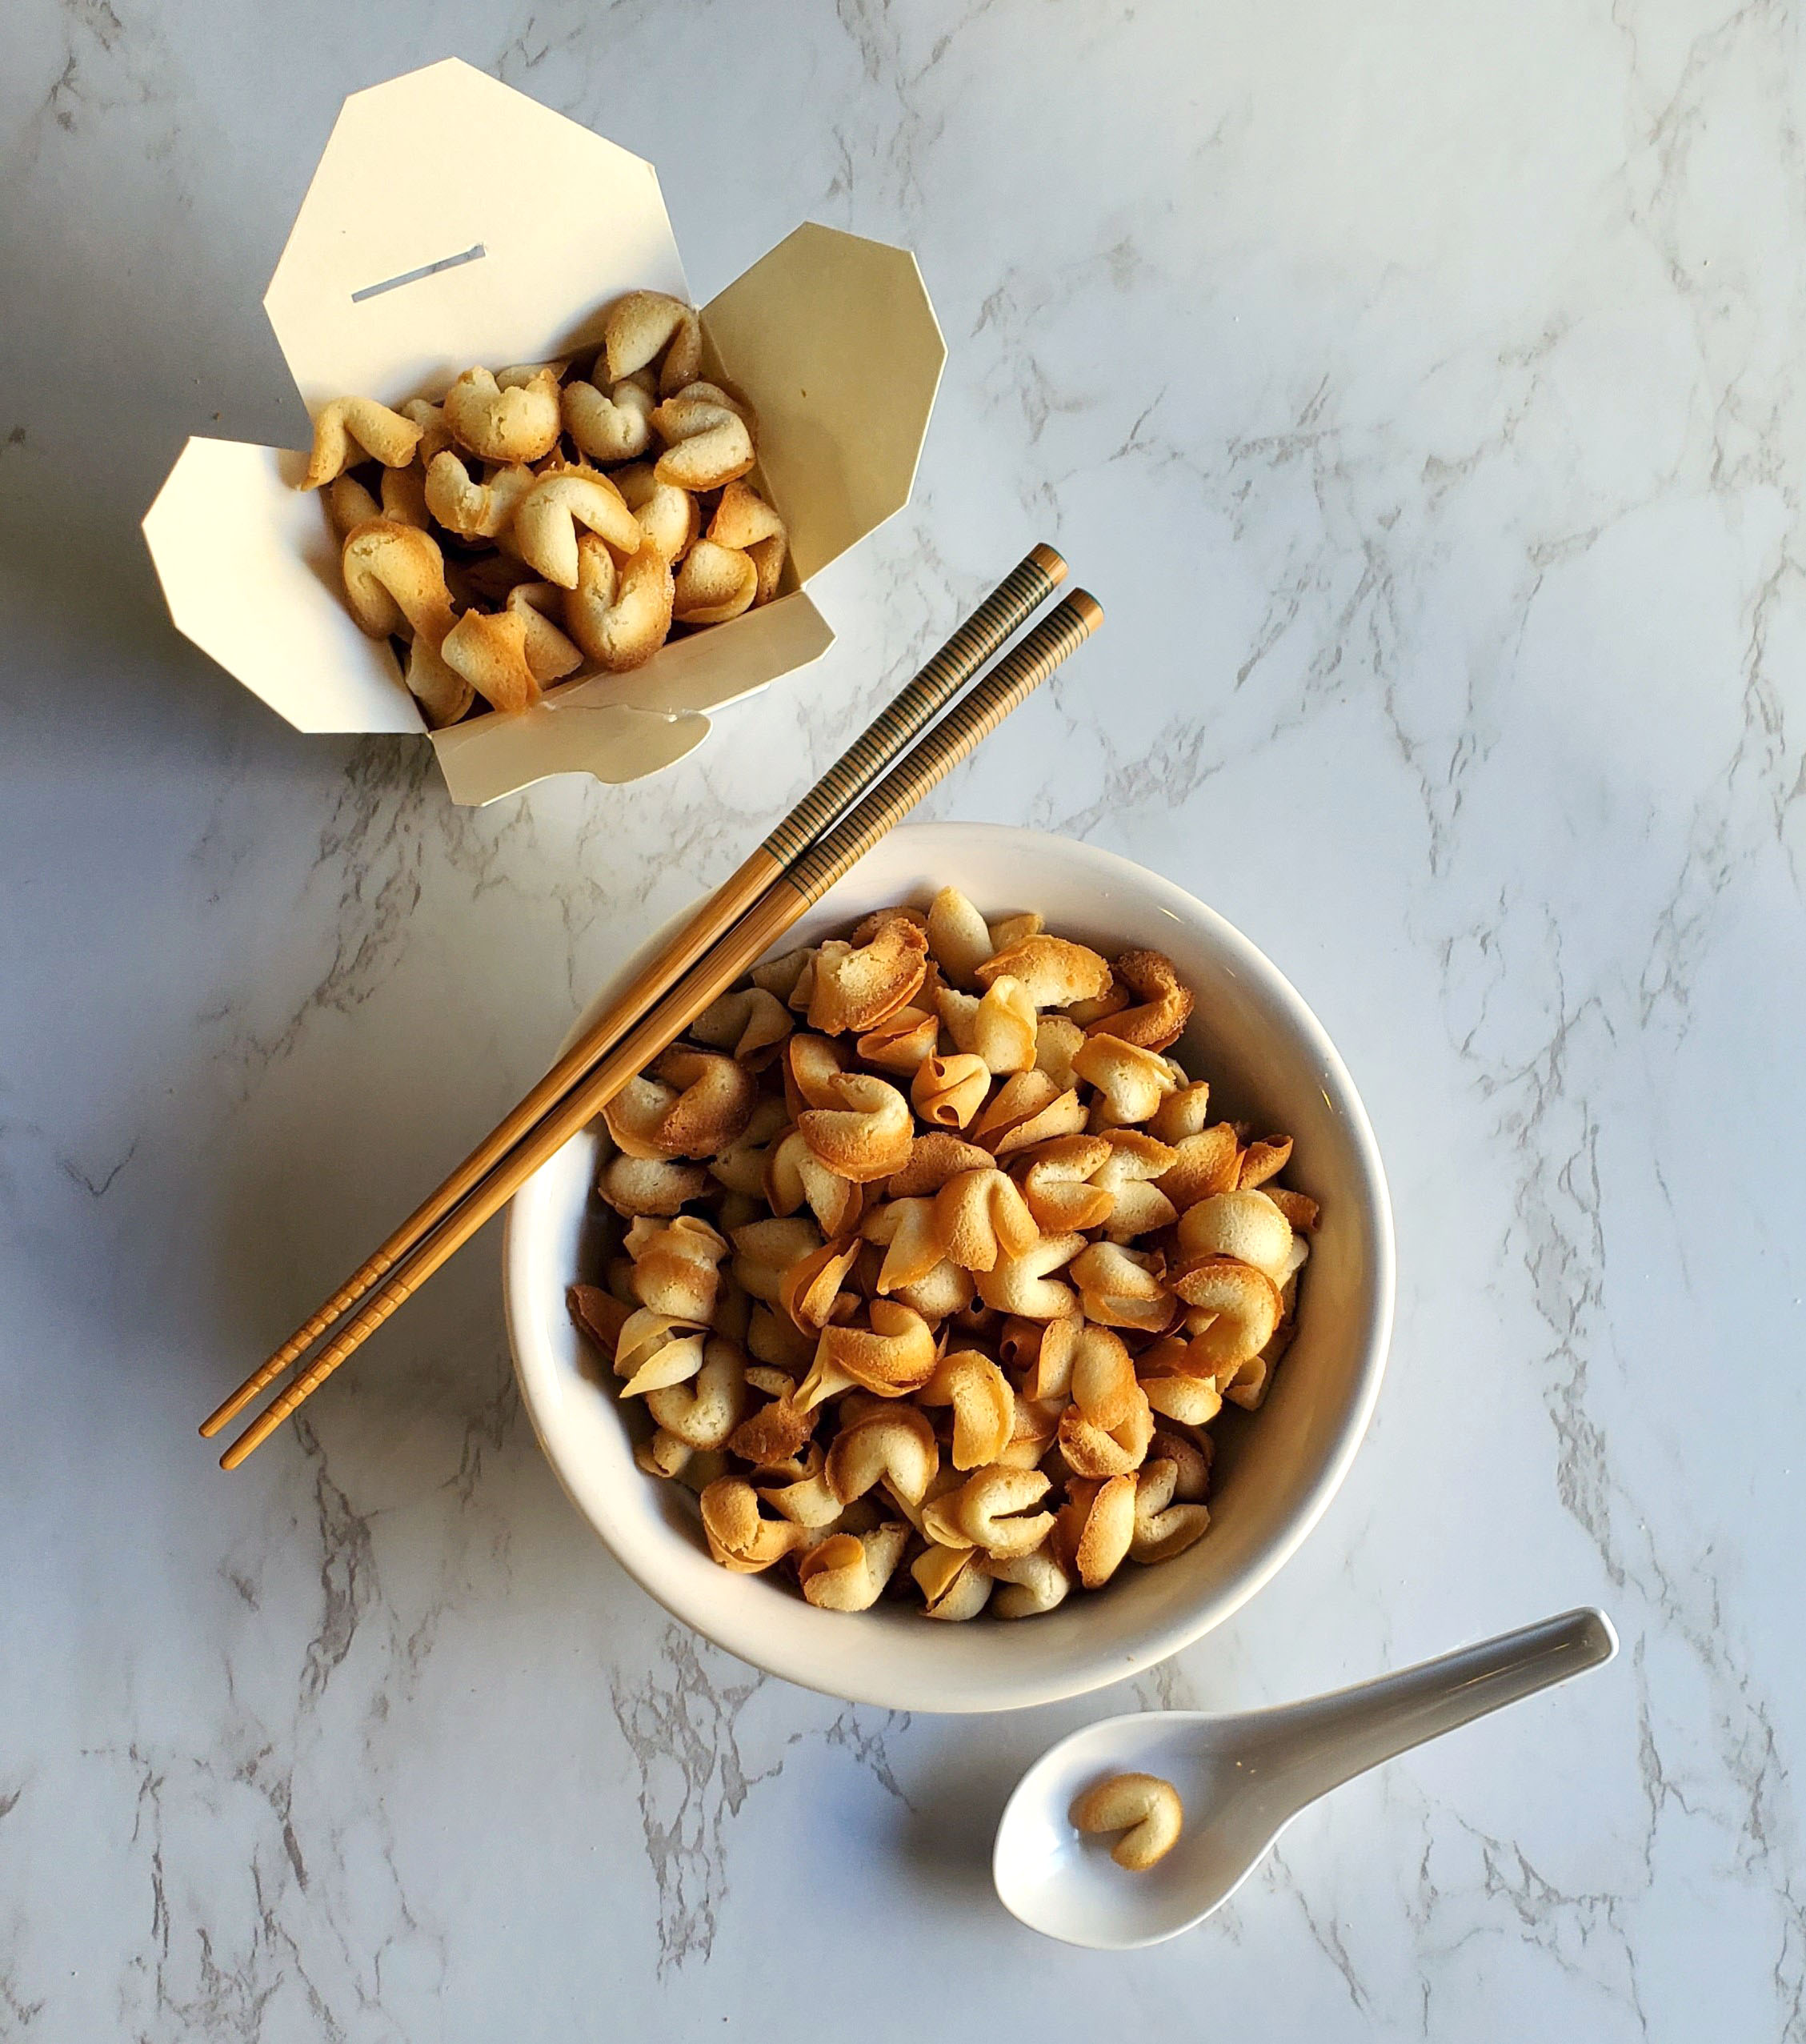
left=1029, top=542, right=1068, bottom=585
left=1068, top=589, right=1104, bottom=633
left=198, top=1397, right=240, bottom=1438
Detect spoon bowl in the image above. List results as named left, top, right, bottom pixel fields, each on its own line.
left=995, top=1607, right=1617, bottom=1949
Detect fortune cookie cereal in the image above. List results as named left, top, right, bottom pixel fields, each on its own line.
left=566, top=888, right=1318, bottom=1621
left=294, top=290, right=788, bottom=723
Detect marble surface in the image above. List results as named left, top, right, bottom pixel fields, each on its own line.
left=2, top=2, right=1801, bottom=2036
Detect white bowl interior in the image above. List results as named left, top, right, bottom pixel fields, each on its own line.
left=504, top=824, right=1394, bottom=1712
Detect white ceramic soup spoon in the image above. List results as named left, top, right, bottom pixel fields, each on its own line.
left=994, top=1605, right=1616, bottom=1949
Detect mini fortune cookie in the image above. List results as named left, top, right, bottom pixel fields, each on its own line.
left=401, top=397, right=455, bottom=465
left=1175, top=1189, right=1297, bottom=1285
left=916, top=1351, right=1014, bottom=1469
left=1056, top=1382, right=1154, bottom=1480
left=926, top=886, right=995, bottom=992
left=1266, top=1186, right=1320, bottom=1234
left=650, top=1046, right=758, bottom=1157
left=1170, top=1255, right=1283, bottom=1369
left=910, top=1052, right=989, bottom=1130
left=1070, top=1773, right=1184, bottom=1870
left=914, top=1544, right=992, bottom=1621
left=1086, top=948, right=1195, bottom=1053
left=326, top=472, right=382, bottom=536
left=1238, top=1136, right=1295, bottom=1189
left=301, top=397, right=422, bottom=489
left=783, top=1033, right=855, bottom=1110
left=513, top=470, right=642, bottom=588
left=775, top=1236, right=860, bottom=1338
left=562, top=368, right=656, bottom=463
left=887, top=1132, right=992, bottom=1197
left=974, top=1230, right=1085, bottom=1320
left=1056, top=1473, right=1138, bottom=1588
left=971, top=976, right=1039, bottom=1074
left=798, top=1073, right=915, bottom=1184
left=891, top=1256, right=974, bottom=1325
left=970, top=1071, right=1087, bottom=1156
left=766, top=1130, right=862, bottom=1238
left=602, top=291, right=703, bottom=395
left=503, top=583, right=584, bottom=685
left=807, top=922, right=929, bottom=1036
left=651, top=389, right=756, bottom=492
left=672, top=539, right=758, bottom=625
left=404, top=634, right=473, bottom=729
left=826, top=1403, right=939, bottom=1506
left=796, top=1524, right=910, bottom=1612
left=708, top=482, right=787, bottom=604
left=378, top=465, right=430, bottom=530
left=423, top=452, right=536, bottom=540
left=1019, top=1134, right=1116, bottom=1233
left=987, top=1547, right=1071, bottom=1619
left=1156, top=1122, right=1243, bottom=1210
left=339, top=519, right=456, bottom=644
left=1149, top=1080, right=1212, bottom=1145
left=563, top=537, right=675, bottom=672
left=1035, top=1014, right=1088, bottom=1092
left=613, top=1316, right=704, bottom=1398
left=645, top=1337, right=747, bottom=1451
left=1074, top=1035, right=1177, bottom=1129
left=857, top=1006, right=940, bottom=1076
left=926, top=1465, right=1055, bottom=1560
left=442, top=366, right=563, bottom=465
left=934, top=1168, right=1038, bottom=1273
left=1093, top=1131, right=1179, bottom=1241
left=625, top=1213, right=729, bottom=1323
left=690, top=988, right=793, bottom=1063
left=859, top=1196, right=942, bottom=1292
left=727, top=1388, right=816, bottom=1472
left=975, top=935, right=1112, bottom=1010
left=1067, top=1324, right=1140, bottom=1430
left=1129, top=1457, right=1211, bottom=1564
left=440, top=609, right=543, bottom=715
left=1071, top=1241, right=1175, bottom=1334
left=599, top=1156, right=707, bottom=1219
left=729, top=1214, right=822, bottom=1306
left=807, top=1299, right=937, bottom=1400
left=987, top=911, right=1043, bottom=951
left=614, top=463, right=700, bottom=563
left=699, top=1476, right=803, bottom=1573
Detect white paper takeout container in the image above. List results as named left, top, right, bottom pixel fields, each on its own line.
left=142, top=58, right=945, bottom=805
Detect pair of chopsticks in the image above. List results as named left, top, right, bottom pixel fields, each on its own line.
left=202, top=544, right=1101, bottom=1469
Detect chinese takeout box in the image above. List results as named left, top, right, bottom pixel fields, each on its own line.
left=142, top=59, right=944, bottom=805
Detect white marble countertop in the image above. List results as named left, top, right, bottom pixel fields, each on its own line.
left=3, top=4, right=1800, bottom=2037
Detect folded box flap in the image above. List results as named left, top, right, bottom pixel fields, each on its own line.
left=703, top=223, right=944, bottom=583
left=265, top=59, right=689, bottom=413
left=430, top=703, right=713, bottom=807
left=142, top=438, right=423, bottom=734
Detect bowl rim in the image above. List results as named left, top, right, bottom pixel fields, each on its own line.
left=504, top=822, right=1396, bottom=1710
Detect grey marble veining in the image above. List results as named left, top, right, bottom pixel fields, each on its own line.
left=3, top=2, right=1803, bottom=2037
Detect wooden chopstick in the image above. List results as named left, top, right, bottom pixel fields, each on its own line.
left=200, top=544, right=1068, bottom=1441
left=218, top=589, right=1101, bottom=1469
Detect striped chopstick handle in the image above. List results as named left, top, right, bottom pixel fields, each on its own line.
left=788, top=591, right=1103, bottom=906
left=759, top=544, right=1066, bottom=867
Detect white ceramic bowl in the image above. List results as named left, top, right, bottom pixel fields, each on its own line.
left=504, top=824, right=1394, bottom=1713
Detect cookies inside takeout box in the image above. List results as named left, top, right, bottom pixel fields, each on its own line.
left=142, top=58, right=944, bottom=807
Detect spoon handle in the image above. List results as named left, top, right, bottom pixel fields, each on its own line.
left=1268, top=1607, right=1616, bottom=1806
